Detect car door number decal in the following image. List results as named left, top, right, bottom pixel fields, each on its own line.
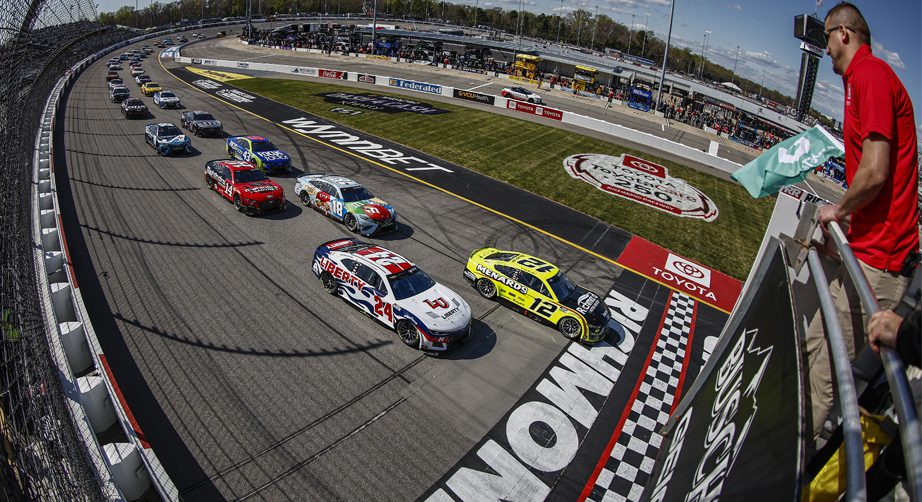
left=330, top=199, right=343, bottom=217
left=530, top=297, right=557, bottom=317
left=518, top=257, right=554, bottom=273
left=373, top=296, right=394, bottom=323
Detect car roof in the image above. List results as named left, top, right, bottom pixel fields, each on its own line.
left=486, top=249, right=560, bottom=280
left=152, top=122, right=178, bottom=128
left=243, top=135, right=268, bottom=142
left=215, top=159, right=258, bottom=171
left=344, top=244, right=416, bottom=277
left=320, top=175, right=360, bottom=188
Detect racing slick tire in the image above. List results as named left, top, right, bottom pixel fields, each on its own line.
left=475, top=278, right=497, bottom=300
left=557, top=317, right=583, bottom=340
left=299, top=191, right=312, bottom=207
left=395, top=320, right=420, bottom=348
left=344, top=213, right=358, bottom=233
left=206, top=176, right=214, bottom=190
left=528, top=98, right=535, bottom=103
left=320, top=272, right=338, bottom=295
left=226, top=146, right=233, bottom=158
left=233, top=194, right=244, bottom=212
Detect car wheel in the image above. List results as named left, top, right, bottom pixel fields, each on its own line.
left=558, top=317, right=582, bottom=340
left=233, top=194, right=243, bottom=212
left=206, top=177, right=214, bottom=190
left=226, top=147, right=233, bottom=158
left=320, top=272, right=338, bottom=294
left=476, top=278, right=497, bottom=299
left=344, top=213, right=358, bottom=233
left=528, top=98, right=535, bottom=103
left=395, top=319, right=420, bottom=348
left=299, top=191, right=311, bottom=207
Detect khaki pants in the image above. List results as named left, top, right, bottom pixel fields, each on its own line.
left=807, top=260, right=908, bottom=438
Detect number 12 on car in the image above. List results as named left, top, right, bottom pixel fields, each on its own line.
left=530, top=297, right=557, bottom=317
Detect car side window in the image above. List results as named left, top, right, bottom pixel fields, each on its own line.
left=309, top=181, right=323, bottom=191
left=220, top=166, right=231, bottom=180
left=354, top=263, right=385, bottom=292
left=341, top=258, right=359, bottom=273
left=494, top=264, right=520, bottom=282
left=321, top=182, right=336, bottom=196
left=519, top=272, right=549, bottom=297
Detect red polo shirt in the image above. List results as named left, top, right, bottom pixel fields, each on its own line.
left=842, top=44, right=920, bottom=271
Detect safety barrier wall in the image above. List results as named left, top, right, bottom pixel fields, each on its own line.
left=31, top=30, right=187, bottom=502
left=175, top=53, right=743, bottom=175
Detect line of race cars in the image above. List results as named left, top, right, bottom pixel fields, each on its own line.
left=99, top=48, right=618, bottom=354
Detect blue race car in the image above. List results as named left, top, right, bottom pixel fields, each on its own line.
left=226, top=135, right=292, bottom=173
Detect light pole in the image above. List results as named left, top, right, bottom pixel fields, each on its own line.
left=555, top=0, right=564, bottom=44
left=654, top=0, right=674, bottom=112
left=640, top=12, right=649, bottom=58
left=473, top=0, right=478, bottom=28
left=590, top=5, right=598, bottom=50
left=372, top=0, right=378, bottom=53
left=698, top=29, right=710, bottom=79
left=731, top=45, right=740, bottom=84
left=627, top=13, right=634, bottom=55
left=758, top=61, right=767, bottom=98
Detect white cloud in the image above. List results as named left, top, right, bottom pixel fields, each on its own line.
left=726, top=3, right=741, bottom=11
left=871, top=40, right=905, bottom=71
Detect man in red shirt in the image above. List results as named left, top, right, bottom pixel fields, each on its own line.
left=808, top=1, right=919, bottom=439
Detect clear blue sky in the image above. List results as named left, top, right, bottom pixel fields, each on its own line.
left=95, top=0, right=921, bottom=138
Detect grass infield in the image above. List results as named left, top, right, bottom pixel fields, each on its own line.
left=231, top=78, right=773, bottom=279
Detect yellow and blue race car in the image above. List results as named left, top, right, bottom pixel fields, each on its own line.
left=464, top=248, right=615, bottom=343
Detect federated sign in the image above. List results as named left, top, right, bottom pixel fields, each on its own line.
left=564, top=153, right=719, bottom=222
left=317, top=93, right=448, bottom=114
left=387, top=77, right=442, bottom=95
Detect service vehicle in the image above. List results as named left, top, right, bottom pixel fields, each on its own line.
left=144, top=123, right=191, bottom=155
left=121, top=97, right=148, bottom=118
left=180, top=110, right=223, bottom=137
left=463, top=248, right=616, bottom=343
left=294, top=174, right=397, bottom=236
left=140, top=82, right=162, bottom=96
left=105, top=71, right=119, bottom=81
left=313, top=239, right=471, bottom=352
left=135, top=74, right=152, bottom=86
left=109, top=86, right=130, bottom=103
left=226, top=135, right=291, bottom=173
left=203, top=159, right=286, bottom=214
left=152, top=90, right=181, bottom=109
left=501, top=86, right=543, bottom=104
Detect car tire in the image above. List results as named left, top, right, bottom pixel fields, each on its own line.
left=528, top=98, right=535, bottom=103
left=233, top=194, right=243, bottom=212
left=476, top=278, right=497, bottom=300
left=226, top=147, right=233, bottom=158
left=299, top=191, right=311, bottom=207
left=395, top=319, right=420, bottom=348
left=557, top=317, right=583, bottom=340
left=320, top=271, right=338, bottom=295
left=206, top=177, right=214, bottom=190
left=344, top=213, right=358, bottom=233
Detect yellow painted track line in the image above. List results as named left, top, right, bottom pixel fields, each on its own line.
left=158, top=55, right=733, bottom=314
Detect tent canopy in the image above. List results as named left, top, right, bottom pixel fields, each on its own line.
left=721, top=81, right=742, bottom=92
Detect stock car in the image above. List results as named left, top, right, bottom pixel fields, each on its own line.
left=109, top=86, right=130, bottom=103
left=180, top=110, right=223, bottom=137
left=203, top=159, right=285, bottom=214
left=501, top=86, right=543, bottom=104
left=313, top=239, right=471, bottom=353
left=140, top=82, right=162, bottom=96
left=294, top=174, right=397, bottom=236
left=463, top=248, right=616, bottom=343
left=105, top=71, right=119, bottom=81
left=144, top=123, right=191, bottom=155
left=152, top=90, right=181, bottom=109
left=226, top=135, right=292, bottom=173
left=135, top=74, right=152, bottom=86
left=108, top=63, right=122, bottom=70
left=121, top=97, right=148, bottom=118
left=107, top=78, right=125, bottom=90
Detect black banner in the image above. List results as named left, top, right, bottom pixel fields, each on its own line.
left=644, top=241, right=805, bottom=501
left=317, top=92, right=448, bottom=114
left=452, top=88, right=495, bottom=105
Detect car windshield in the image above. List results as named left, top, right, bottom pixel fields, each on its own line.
left=159, top=91, right=175, bottom=98
left=146, top=83, right=159, bottom=88
left=547, top=271, right=577, bottom=301
left=114, top=88, right=128, bottom=94
left=251, top=141, right=278, bottom=152
left=158, top=126, right=181, bottom=137
left=126, top=99, right=143, bottom=106
left=388, top=267, right=436, bottom=300
left=235, top=170, right=269, bottom=183
left=340, top=186, right=375, bottom=203
left=193, top=112, right=215, bottom=121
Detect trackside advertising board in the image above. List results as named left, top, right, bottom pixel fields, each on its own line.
left=642, top=241, right=805, bottom=501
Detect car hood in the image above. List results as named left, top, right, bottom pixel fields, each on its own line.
left=158, top=95, right=179, bottom=101
left=559, top=286, right=609, bottom=324
left=398, top=284, right=471, bottom=334
left=239, top=180, right=282, bottom=196
left=157, top=134, right=188, bottom=145
left=253, top=151, right=290, bottom=163
left=125, top=103, right=146, bottom=109
left=346, top=199, right=394, bottom=222
left=193, top=120, right=221, bottom=128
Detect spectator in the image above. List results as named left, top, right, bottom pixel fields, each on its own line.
left=808, top=1, right=920, bottom=439
left=604, top=89, right=614, bottom=109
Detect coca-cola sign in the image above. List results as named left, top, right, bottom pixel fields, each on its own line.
left=563, top=153, right=719, bottom=222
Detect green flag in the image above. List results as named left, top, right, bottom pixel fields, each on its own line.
left=731, top=126, right=844, bottom=198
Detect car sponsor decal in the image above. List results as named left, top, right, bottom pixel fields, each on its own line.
left=563, top=153, right=719, bottom=222
left=506, top=100, right=563, bottom=121
left=257, top=150, right=288, bottom=161
left=318, top=68, right=346, bottom=79
left=616, top=236, right=741, bottom=312
left=290, top=66, right=317, bottom=76
left=236, top=62, right=250, bottom=69
left=474, top=263, right=527, bottom=293
left=282, top=117, right=452, bottom=173
left=186, top=66, right=251, bottom=81
left=318, top=92, right=448, bottom=115
left=356, top=246, right=413, bottom=274
left=357, top=73, right=376, bottom=84
left=387, top=77, right=442, bottom=95
left=316, top=256, right=367, bottom=290
left=324, top=239, right=355, bottom=250
left=191, top=58, right=202, bottom=64
left=453, top=89, right=496, bottom=105
left=216, top=89, right=256, bottom=103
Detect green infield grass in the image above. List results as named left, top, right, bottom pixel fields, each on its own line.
left=231, top=78, right=774, bottom=279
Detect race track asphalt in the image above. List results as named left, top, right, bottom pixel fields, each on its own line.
left=58, top=34, right=687, bottom=500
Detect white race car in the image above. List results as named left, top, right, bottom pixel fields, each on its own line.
left=312, top=239, right=472, bottom=353
left=294, top=174, right=397, bottom=236
left=501, top=86, right=543, bottom=104
left=152, top=90, right=181, bottom=109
